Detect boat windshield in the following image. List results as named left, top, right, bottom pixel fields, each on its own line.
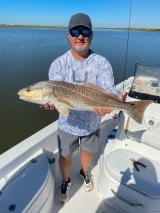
left=129, top=66, right=160, bottom=103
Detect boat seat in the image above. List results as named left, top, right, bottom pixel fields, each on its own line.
left=105, top=148, right=160, bottom=197
left=0, top=153, right=53, bottom=213
left=125, top=113, right=160, bottom=150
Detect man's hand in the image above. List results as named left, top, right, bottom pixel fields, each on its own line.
left=93, top=106, right=111, bottom=116
left=41, top=103, right=55, bottom=110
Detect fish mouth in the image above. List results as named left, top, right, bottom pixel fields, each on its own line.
left=18, top=91, right=37, bottom=101
left=18, top=94, right=50, bottom=105
left=18, top=91, right=25, bottom=97
left=18, top=95, right=30, bottom=101
left=18, top=92, right=33, bottom=101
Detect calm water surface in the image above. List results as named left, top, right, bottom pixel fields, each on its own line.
left=0, top=28, right=160, bottom=154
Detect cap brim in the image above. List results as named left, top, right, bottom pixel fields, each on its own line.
left=69, top=24, right=92, bottom=30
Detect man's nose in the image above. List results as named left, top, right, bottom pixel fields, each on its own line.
left=77, top=33, right=84, bottom=39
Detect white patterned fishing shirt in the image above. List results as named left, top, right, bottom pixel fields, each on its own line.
left=49, top=50, right=118, bottom=136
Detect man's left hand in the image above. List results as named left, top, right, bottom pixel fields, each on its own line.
left=93, top=107, right=111, bottom=116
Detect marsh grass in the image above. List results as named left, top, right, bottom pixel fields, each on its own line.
left=0, top=24, right=159, bottom=32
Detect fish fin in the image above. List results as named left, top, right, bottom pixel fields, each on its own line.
left=50, top=94, right=72, bottom=106
left=53, top=102, right=69, bottom=117
left=83, top=83, right=110, bottom=93
left=83, top=83, right=121, bottom=100
left=103, top=92, right=122, bottom=100
left=56, top=97, right=71, bottom=106
left=126, top=100, right=153, bottom=124
left=49, top=96, right=71, bottom=117
left=56, top=106, right=69, bottom=117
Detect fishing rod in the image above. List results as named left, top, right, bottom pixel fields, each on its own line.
left=122, top=0, right=133, bottom=97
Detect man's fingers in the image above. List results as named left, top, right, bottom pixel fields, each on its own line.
left=93, top=107, right=99, bottom=115
left=103, top=107, right=111, bottom=114
left=49, top=104, right=54, bottom=110
left=97, top=107, right=106, bottom=116
left=44, top=103, right=49, bottom=110
left=41, top=103, right=55, bottom=110
left=93, top=107, right=105, bottom=115
left=93, top=106, right=111, bottom=116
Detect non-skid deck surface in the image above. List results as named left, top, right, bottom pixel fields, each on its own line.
left=51, top=151, right=118, bottom=213
left=51, top=118, right=119, bottom=213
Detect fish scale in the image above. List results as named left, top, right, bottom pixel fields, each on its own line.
left=52, top=81, right=113, bottom=106
left=54, top=83, right=126, bottom=110
left=18, top=80, right=153, bottom=123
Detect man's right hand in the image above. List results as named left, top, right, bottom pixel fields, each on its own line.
left=43, top=103, right=55, bottom=110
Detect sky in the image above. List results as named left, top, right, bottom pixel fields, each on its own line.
left=0, top=0, right=160, bottom=28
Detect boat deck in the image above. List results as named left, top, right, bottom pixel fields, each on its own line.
left=51, top=118, right=119, bottom=213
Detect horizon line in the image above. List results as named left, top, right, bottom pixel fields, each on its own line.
left=0, top=24, right=160, bottom=32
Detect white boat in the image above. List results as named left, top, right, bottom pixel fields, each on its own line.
left=1, top=65, right=160, bottom=213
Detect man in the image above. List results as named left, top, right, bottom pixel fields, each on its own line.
left=44, top=13, right=118, bottom=204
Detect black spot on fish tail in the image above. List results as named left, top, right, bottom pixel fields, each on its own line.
left=126, top=100, right=153, bottom=124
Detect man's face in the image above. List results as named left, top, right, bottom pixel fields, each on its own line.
left=67, top=26, right=93, bottom=53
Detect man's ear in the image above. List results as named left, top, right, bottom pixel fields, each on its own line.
left=90, top=31, right=93, bottom=41
left=67, top=32, right=70, bottom=41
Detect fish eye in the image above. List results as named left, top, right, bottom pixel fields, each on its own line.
left=130, top=103, right=135, bottom=107
left=26, top=88, right=30, bottom=92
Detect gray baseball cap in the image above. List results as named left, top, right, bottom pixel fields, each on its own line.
left=68, top=13, right=92, bottom=30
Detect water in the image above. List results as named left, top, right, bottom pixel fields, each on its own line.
left=0, top=28, right=160, bottom=154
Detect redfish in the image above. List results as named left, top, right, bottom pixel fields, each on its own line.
left=18, top=81, right=152, bottom=123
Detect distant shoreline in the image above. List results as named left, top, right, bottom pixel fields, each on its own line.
left=0, top=24, right=160, bottom=32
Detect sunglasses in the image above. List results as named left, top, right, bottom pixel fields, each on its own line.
left=69, top=29, right=91, bottom=37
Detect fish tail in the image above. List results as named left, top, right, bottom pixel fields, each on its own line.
left=126, top=100, right=153, bottom=124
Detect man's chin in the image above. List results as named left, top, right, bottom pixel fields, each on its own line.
left=74, top=46, right=88, bottom=52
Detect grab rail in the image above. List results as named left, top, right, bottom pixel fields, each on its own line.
left=111, top=189, right=143, bottom=208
